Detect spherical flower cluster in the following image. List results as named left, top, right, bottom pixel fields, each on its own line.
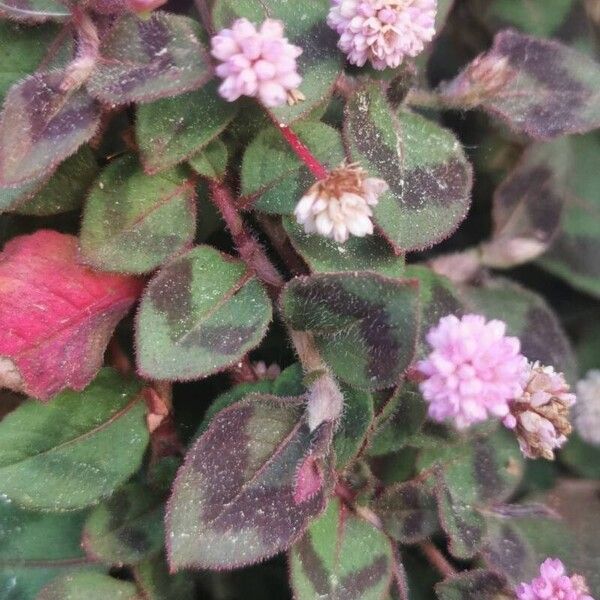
left=516, top=558, right=594, bottom=600
left=417, top=314, right=529, bottom=429
left=504, top=362, right=576, bottom=460
left=211, top=19, right=303, bottom=107
left=574, top=370, right=600, bottom=446
left=327, top=0, right=437, bottom=70
left=294, top=163, right=388, bottom=243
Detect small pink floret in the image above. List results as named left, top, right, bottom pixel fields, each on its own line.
left=516, top=558, right=594, bottom=600
left=327, top=0, right=437, bottom=70
left=417, top=314, right=529, bottom=429
left=211, top=18, right=303, bottom=107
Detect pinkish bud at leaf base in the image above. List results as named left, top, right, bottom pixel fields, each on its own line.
left=306, top=373, right=345, bottom=432
left=574, top=370, right=600, bottom=446
left=128, top=0, right=167, bottom=14
left=480, top=237, right=548, bottom=269
left=417, top=314, right=530, bottom=429
left=504, top=362, right=576, bottom=461
left=327, top=0, right=437, bottom=70
left=294, top=162, right=388, bottom=244
left=516, top=558, right=594, bottom=600
left=441, top=52, right=515, bottom=108
left=293, top=454, right=325, bottom=505
left=211, top=19, right=304, bottom=107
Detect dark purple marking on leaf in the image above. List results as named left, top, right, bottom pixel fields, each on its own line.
left=138, top=16, right=172, bottom=57
left=483, top=523, right=529, bottom=580
left=472, top=437, right=503, bottom=502
left=547, top=235, right=600, bottom=278
left=149, top=257, right=194, bottom=333
left=180, top=324, right=261, bottom=355
left=117, top=527, right=151, bottom=554
left=293, top=279, right=401, bottom=382
left=294, top=535, right=330, bottom=596
left=339, top=554, right=390, bottom=599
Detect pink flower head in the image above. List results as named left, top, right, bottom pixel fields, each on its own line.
left=516, top=558, right=594, bottom=600
left=417, top=314, right=529, bottom=429
left=327, top=0, right=437, bottom=70
left=211, top=19, right=303, bottom=107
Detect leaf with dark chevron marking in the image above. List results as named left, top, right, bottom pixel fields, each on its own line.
left=79, top=154, right=197, bottom=274
left=136, top=245, right=272, bottom=381
left=459, top=277, right=577, bottom=380
left=481, top=139, right=570, bottom=268
left=344, top=83, right=473, bottom=252
left=87, top=12, right=212, bottom=105
left=282, top=273, right=420, bottom=391
left=83, top=482, right=165, bottom=566
left=0, top=71, right=101, bottom=186
left=290, top=498, right=393, bottom=600
left=451, top=30, right=600, bottom=139
left=0, top=0, right=70, bottom=23
left=372, top=480, right=439, bottom=544
left=435, top=570, right=510, bottom=600
left=167, top=395, right=332, bottom=570
left=212, top=0, right=342, bottom=124
left=539, top=133, right=600, bottom=298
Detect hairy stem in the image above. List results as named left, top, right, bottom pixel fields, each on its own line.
left=419, top=542, right=458, bottom=578
left=404, top=88, right=464, bottom=111
left=208, top=180, right=284, bottom=293
left=277, top=124, right=329, bottom=180
left=194, top=0, right=215, bottom=36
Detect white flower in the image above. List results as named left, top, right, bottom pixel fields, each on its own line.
left=294, top=163, right=388, bottom=244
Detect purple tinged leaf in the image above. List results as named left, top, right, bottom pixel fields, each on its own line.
left=435, top=570, right=510, bottom=600
left=0, top=0, right=70, bottom=23
left=0, top=71, right=101, bottom=187
left=87, top=12, right=212, bottom=106
left=166, top=395, right=332, bottom=571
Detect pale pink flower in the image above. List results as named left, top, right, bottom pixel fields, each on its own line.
left=294, top=163, right=388, bottom=243
left=516, top=558, right=594, bottom=600
left=211, top=19, right=304, bottom=107
left=504, top=362, right=576, bottom=460
left=417, top=314, right=529, bottom=429
left=327, top=0, right=437, bottom=70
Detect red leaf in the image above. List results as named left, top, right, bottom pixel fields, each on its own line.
left=0, top=230, right=143, bottom=400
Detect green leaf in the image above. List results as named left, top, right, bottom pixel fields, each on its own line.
left=0, top=22, right=61, bottom=101
left=460, top=277, right=577, bottom=380
left=87, top=12, right=212, bottom=105
left=481, top=139, right=570, bottom=268
left=435, top=570, right=510, bottom=600
left=137, top=82, right=237, bottom=174
left=282, top=273, right=420, bottom=390
left=283, top=216, right=405, bottom=276
left=418, top=428, right=524, bottom=559
left=133, top=554, right=196, bottom=600
left=167, top=396, right=330, bottom=570
left=372, top=480, right=438, bottom=544
left=212, top=0, right=341, bottom=124
left=368, top=388, right=428, bottom=457
left=12, top=146, right=99, bottom=216
left=561, top=434, right=600, bottom=479
left=83, top=482, right=164, bottom=566
left=241, top=121, right=345, bottom=214
left=0, top=72, right=100, bottom=187
left=344, top=83, right=472, bottom=251
left=0, top=498, right=93, bottom=600
left=136, top=245, right=272, bottom=381
left=0, top=0, right=70, bottom=22
left=290, top=498, right=393, bottom=600
left=475, top=31, right=600, bottom=139
left=539, top=133, right=600, bottom=298
left=188, top=139, right=229, bottom=181
left=79, top=155, right=196, bottom=274
left=36, top=572, right=141, bottom=600
left=334, top=386, right=373, bottom=469
left=0, top=368, right=149, bottom=511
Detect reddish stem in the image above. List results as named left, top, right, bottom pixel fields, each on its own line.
left=208, top=180, right=284, bottom=293
left=419, top=542, right=457, bottom=578
left=391, top=546, right=411, bottom=600
left=255, top=214, right=308, bottom=276
left=278, top=124, right=329, bottom=180
left=227, top=356, right=259, bottom=384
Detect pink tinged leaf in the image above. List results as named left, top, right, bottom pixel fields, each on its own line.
left=0, top=71, right=101, bottom=187
left=293, top=454, right=325, bottom=506
left=0, top=230, right=143, bottom=400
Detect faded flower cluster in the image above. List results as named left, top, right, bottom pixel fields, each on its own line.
left=211, top=19, right=303, bottom=107
left=327, top=0, right=437, bottom=69
left=294, top=163, right=388, bottom=243
left=416, top=314, right=530, bottom=429
left=504, top=362, right=576, bottom=460
left=516, top=558, right=594, bottom=600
